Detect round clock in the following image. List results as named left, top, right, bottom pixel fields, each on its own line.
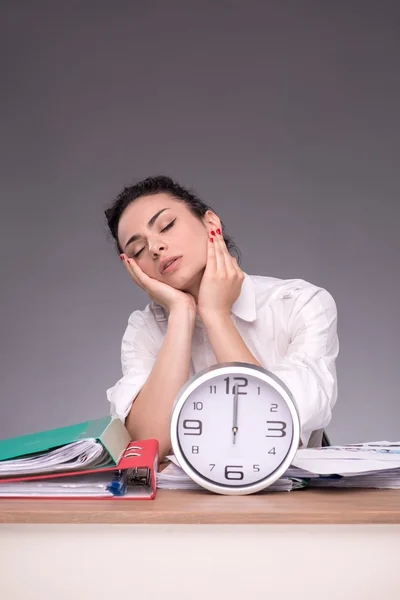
left=170, top=362, right=300, bottom=495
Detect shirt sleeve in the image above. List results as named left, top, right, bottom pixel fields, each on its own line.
left=266, top=285, right=339, bottom=448
left=106, top=311, right=157, bottom=423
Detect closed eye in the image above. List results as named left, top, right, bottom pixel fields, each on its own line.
left=161, top=218, right=176, bottom=233
left=133, top=219, right=176, bottom=258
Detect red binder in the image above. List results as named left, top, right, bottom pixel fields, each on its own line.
left=0, top=439, right=159, bottom=500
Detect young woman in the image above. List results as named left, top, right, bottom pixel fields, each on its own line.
left=105, top=176, right=339, bottom=460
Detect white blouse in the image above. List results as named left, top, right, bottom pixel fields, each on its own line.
left=106, top=273, right=339, bottom=448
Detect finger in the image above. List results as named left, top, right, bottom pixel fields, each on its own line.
left=205, top=232, right=217, bottom=273
left=217, top=233, right=242, bottom=279
left=127, top=259, right=148, bottom=289
left=214, top=229, right=231, bottom=275
left=121, top=254, right=146, bottom=290
left=212, top=229, right=227, bottom=274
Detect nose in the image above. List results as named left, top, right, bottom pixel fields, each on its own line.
left=148, top=237, right=167, bottom=258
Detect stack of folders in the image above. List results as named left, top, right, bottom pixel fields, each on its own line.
left=0, top=417, right=159, bottom=500
left=157, top=441, right=400, bottom=492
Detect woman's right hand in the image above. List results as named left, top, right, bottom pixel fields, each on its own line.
left=120, top=254, right=197, bottom=317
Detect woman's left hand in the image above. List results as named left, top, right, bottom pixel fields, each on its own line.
left=197, top=229, right=245, bottom=319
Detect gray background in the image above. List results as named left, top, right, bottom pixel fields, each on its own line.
left=1, top=1, right=399, bottom=444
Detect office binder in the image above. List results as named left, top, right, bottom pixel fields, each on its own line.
left=0, top=416, right=131, bottom=466
left=0, top=439, right=159, bottom=500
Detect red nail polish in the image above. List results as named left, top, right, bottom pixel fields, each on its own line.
left=216, top=228, right=221, bottom=235
left=211, top=230, right=216, bottom=236
left=120, top=255, right=124, bottom=261
left=209, top=237, right=214, bottom=242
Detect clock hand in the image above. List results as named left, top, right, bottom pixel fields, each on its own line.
left=232, top=385, right=239, bottom=444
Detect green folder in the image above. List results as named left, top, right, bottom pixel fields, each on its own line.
left=0, top=416, right=132, bottom=465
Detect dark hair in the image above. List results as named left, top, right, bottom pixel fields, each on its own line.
left=104, top=175, right=241, bottom=264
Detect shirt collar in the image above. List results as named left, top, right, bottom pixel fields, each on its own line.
left=230, top=271, right=257, bottom=322
left=151, top=271, right=257, bottom=323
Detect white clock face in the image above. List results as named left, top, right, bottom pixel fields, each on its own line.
left=172, top=366, right=298, bottom=492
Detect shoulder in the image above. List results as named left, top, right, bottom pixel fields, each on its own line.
left=119, top=302, right=166, bottom=355
left=248, top=274, right=337, bottom=314
left=125, top=301, right=166, bottom=328
left=121, top=302, right=166, bottom=347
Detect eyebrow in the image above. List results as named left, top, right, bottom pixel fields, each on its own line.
left=124, top=208, right=170, bottom=249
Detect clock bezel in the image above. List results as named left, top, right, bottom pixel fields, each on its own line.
left=170, top=362, right=301, bottom=496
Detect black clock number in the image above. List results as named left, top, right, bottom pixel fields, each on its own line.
left=192, top=446, right=199, bottom=454
left=193, top=401, right=203, bottom=410
left=253, top=464, right=260, bottom=472
left=224, top=377, right=248, bottom=395
left=209, top=464, right=215, bottom=471
left=209, top=385, right=217, bottom=394
left=266, top=421, right=287, bottom=437
left=270, top=403, right=278, bottom=412
left=268, top=447, right=276, bottom=455
left=183, top=419, right=203, bottom=435
left=224, top=465, right=244, bottom=480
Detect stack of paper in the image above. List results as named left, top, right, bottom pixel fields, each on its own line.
left=0, top=439, right=111, bottom=477
left=158, top=442, right=400, bottom=492
left=291, top=441, right=400, bottom=489
left=156, top=456, right=307, bottom=492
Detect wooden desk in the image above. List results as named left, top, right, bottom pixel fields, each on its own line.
left=1, top=489, right=399, bottom=600
left=0, top=488, right=399, bottom=524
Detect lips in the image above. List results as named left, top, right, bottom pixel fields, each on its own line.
left=161, top=257, right=181, bottom=274
left=158, top=256, right=178, bottom=274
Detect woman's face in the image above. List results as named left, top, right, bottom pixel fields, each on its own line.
left=117, top=193, right=220, bottom=292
